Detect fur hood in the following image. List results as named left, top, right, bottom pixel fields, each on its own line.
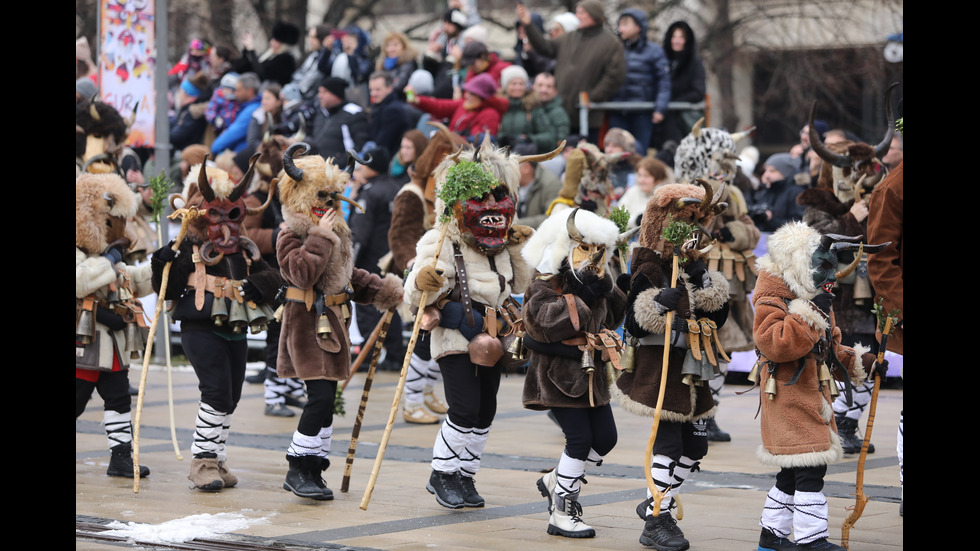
left=755, top=221, right=823, bottom=300
left=76, top=173, right=138, bottom=254
left=277, top=153, right=353, bottom=241
left=522, top=207, right=620, bottom=274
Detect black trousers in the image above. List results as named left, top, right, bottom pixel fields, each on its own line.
left=181, top=330, right=248, bottom=413
left=76, top=369, right=132, bottom=418
left=550, top=404, right=618, bottom=461
left=297, top=379, right=338, bottom=436
left=439, top=353, right=501, bottom=429
left=775, top=465, right=827, bottom=494
left=651, top=419, right=709, bottom=462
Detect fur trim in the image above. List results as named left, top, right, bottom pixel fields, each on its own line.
left=522, top=208, right=620, bottom=274
left=610, top=380, right=716, bottom=421
left=372, top=273, right=405, bottom=312
left=847, top=342, right=871, bottom=383
left=787, top=298, right=829, bottom=332
left=688, top=270, right=729, bottom=312
left=756, top=400, right=843, bottom=468
left=633, top=287, right=668, bottom=334
left=755, top=221, right=822, bottom=299
left=638, top=183, right=707, bottom=251
left=278, top=154, right=351, bottom=239
left=75, top=173, right=138, bottom=254
left=182, top=163, right=237, bottom=201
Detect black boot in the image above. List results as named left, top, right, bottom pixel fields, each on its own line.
left=283, top=455, right=331, bottom=500
left=794, top=537, right=845, bottom=550
left=311, top=456, right=334, bottom=500
left=836, top=414, right=874, bottom=454
left=106, top=443, right=149, bottom=478
left=706, top=418, right=731, bottom=442
left=458, top=474, right=485, bottom=507
left=639, top=512, right=689, bottom=550
left=758, top=527, right=796, bottom=551
left=426, top=470, right=464, bottom=509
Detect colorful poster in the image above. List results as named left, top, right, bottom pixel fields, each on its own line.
left=99, top=0, right=156, bottom=148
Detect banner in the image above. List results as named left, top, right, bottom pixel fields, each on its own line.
left=98, top=0, right=156, bottom=148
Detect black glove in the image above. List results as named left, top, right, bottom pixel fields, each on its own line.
left=712, top=227, right=734, bottom=243
left=579, top=198, right=598, bottom=212
left=241, top=280, right=262, bottom=302
left=616, top=272, right=632, bottom=294
left=153, top=241, right=180, bottom=263
left=684, top=259, right=709, bottom=289
left=95, top=307, right=127, bottom=331
left=656, top=287, right=683, bottom=312
left=870, top=358, right=889, bottom=381
left=812, top=292, right=833, bottom=315
left=575, top=271, right=612, bottom=306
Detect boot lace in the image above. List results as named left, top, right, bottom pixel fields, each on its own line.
left=566, top=499, right=585, bottom=523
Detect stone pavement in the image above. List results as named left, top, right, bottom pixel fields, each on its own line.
left=76, top=362, right=903, bottom=550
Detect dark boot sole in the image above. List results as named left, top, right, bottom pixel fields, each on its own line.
left=193, top=481, right=224, bottom=492
left=462, top=498, right=485, bottom=508
left=426, top=482, right=464, bottom=509
left=283, top=482, right=333, bottom=500
left=536, top=477, right=553, bottom=511
left=106, top=469, right=149, bottom=478
left=547, top=524, right=595, bottom=538
left=638, top=535, right=690, bottom=551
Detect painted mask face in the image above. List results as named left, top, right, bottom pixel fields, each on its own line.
left=204, top=196, right=247, bottom=254
left=570, top=241, right=608, bottom=278
left=810, top=245, right=838, bottom=293
left=453, top=185, right=515, bottom=255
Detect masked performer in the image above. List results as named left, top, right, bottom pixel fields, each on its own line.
left=76, top=173, right=153, bottom=478
left=752, top=221, right=885, bottom=551
left=404, top=137, right=562, bottom=509
left=275, top=144, right=404, bottom=501
left=612, top=181, right=732, bottom=551
left=521, top=207, right=631, bottom=538
left=151, top=156, right=282, bottom=491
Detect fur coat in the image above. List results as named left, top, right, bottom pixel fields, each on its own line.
left=611, top=246, right=730, bottom=421
left=521, top=273, right=627, bottom=410
left=276, top=225, right=403, bottom=381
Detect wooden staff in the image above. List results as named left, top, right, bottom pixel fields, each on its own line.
left=340, top=309, right=388, bottom=392
left=155, top=222, right=182, bottom=465
left=341, top=309, right=394, bottom=492
left=361, top=224, right=450, bottom=510
left=841, top=313, right=896, bottom=549
left=132, top=204, right=200, bottom=492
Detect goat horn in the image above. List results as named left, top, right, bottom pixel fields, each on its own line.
left=616, top=226, right=640, bottom=247
left=691, top=117, right=705, bottom=138
left=334, top=192, right=365, bottom=213
left=126, top=102, right=139, bottom=130
left=835, top=243, right=864, bottom=281
left=566, top=208, right=585, bottom=242
left=426, top=120, right=456, bottom=143
left=873, top=82, right=899, bottom=159
left=345, top=149, right=372, bottom=176
left=230, top=152, right=261, bottom=202
left=809, top=101, right=851, bottom=168
left=283, top=142, right=310, bottom=182
left=247, top=178, right=278, bottom=217
left=730, top=126, right=755, bottom=143
left=197, top=154, right=215, bottom=202
left=518, top=140, right=566, bottom=164
left=90, top=103, right=100, bottom=121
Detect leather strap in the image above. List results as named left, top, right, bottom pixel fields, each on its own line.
left=452, top=243, right=475, bottom=328
left=685, top=318, right=702, bottom=361
left=563, top=294, right=580, bottom=331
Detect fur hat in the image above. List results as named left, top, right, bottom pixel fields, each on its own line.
left=76, top=173, right=138, bottom=254
left=180, top=144, right=210, bottom=167
left=755, top=220, right=823, bottom=300
left=272, top=21, right=300, bottom=46
left=522, top=207, right=620, bottom=274
left=319, top=77, right=347, bottom=100
left=638, top=182, right=706, bottom=251
left=552, top=12, right=580, bottom=33
left=500, top=65, right=529, bottom=91
left=462, top=72, right=498, bottom=100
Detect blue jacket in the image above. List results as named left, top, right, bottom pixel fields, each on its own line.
left=210, top=96, right=260, bottom=155
left=611, top=9, right=671, bottom=114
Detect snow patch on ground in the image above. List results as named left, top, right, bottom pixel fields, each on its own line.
left=103, top=511, right=271, bottom=544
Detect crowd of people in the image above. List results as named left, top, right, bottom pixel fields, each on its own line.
left=76, top=3, right=903, bottom=550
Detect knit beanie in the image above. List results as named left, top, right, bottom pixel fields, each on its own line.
left=500, top=65, right=530, bottom=91
left=443, top=8, right=469, bottom=31
left=763, top=153, right=801, bottom=180
left=319, top=77, right=347, bottom=100
left=577, top=0, right=606, bottom=26
left=407, top=69, right=434, bottom=96
left=552, top=12, right=580, bottom=33
left=462, top=73, right=498, bottom=100
left=76, top=77, right=97, bottom=100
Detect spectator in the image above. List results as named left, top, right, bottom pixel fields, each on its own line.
left=881, top=132, right=903, bottom=171
left=405, top=69, right=436, bottom=130
left=210, top=72, right=261, bottom=155
left=531, top=72, right=571, bottom=154
left=406, top=72, right=502, bottom=140
left=423, top=7, right=469, bottom=99
left=292, top=24, right=332, bottom=101
left=602, top=127, right=639, bottom=199
left=76, top=77, right=98, bottom=105
left=549, top=12, right=579, bottom=39
left=232, top=22, right=300, bottom=86
left=494, top=65, right=558, bottom=153
left=204, top=72, right=243, bottom=143
left=513, top=11, right=552, bottom=80
left=609, top=9, right=671, bottom=156
left=308, top=76, right=369, bottom=162
left=207, top=44, right=238, bottom=88
left=368, top=71, right=412, bottom=158
left=390, top=129, right=429, bottom=183
left=518, top=0, right=626, bottom=144
left=376, top=31, right=420, bottom=99
left=514, top=143, right=563, bottom=229
left=168, top=38, right=211, bottom=92
left=617, top=155, right=672, bottom=229
left=328, top=25, right=375, bottom=107
left=170, top=72, right=213, bottom=152
left=460, top=41, right=511, bottom=87
left=276, top=82, right=315, bottom=140
left=245, top=81, right=284, bottom=153
left=655, top=21, right=707, bottom=149
left=750, top=152, right=805, bottom=232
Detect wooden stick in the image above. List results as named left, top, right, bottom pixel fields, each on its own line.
left=341, top=309, right=388, bottom=392
left=341, top=309, right=394, bottom=492
left=155, top=223, right=182, bottom=463
left=133, top=208, right=197, bottom=492
left=644, top=251, right=679, bottom=515
left=841, top=315, right=892, bottom=549
left=361, top=224, right=450, bottom=510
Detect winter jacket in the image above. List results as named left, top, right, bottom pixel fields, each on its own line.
left=866, top=162, right=903, bottom=354
left=415, top=95, right=501, bottom=139
left=211, top=96, right=261, bottom=155
left=662, top=21, right=706, bottom=104
left=232, top=49, right=296, bottom=87
left=516, top=165, right=562, bottom=229
left=349, top=175, right=400, bottom=274
left=611, top=9, right=671, bottom=115
left=368, top=93, right=412, bottom=157
left=308, top=102, right=370, bottom=163
left=497, top=95, right=554, bottom=152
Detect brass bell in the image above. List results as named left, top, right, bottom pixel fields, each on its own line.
left=76, top=309, right=95, bottom=344
left=228, top=299, right=248, bottom=333
left=764, top=373, right=778, bottom=400
left=245, top=303, right=269, bottom=334
left=621, top=337, right=637, bottom=373
left=273, top=303, right=285, bottom=323
left=317, top=313, right=333, bottom=336
left=125, top=322, right=145, bottom=359
left=507, top=332, right=526, bottom=361
left=581, top=348, right=595, bottom=370
left=211, top=296, right=229, bottom=326
left=747, top=359, right=762, bottom=385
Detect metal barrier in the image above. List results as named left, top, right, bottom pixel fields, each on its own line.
left=577, top=92, right=709, bottom=137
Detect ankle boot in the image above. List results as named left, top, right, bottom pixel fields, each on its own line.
left=458, top=474, right=484, bottom=507
left=283, top=455, right=331, bottom=500
left=795, top=537, right=845, bottom=550
left=537, top=469, right=558, bottom=512
left=426, top=469, right=464, bottom=509
left=639, top=512, right=689, bottom=550
left=217, top=461, right=237, bottom=488
left=310, top=455, right=334, bottom=500
left=106, top=443, right=150, bottom=478
left=547, top=491, right=595, bottom=538
left=758, top=527, right=796, bottom=551
left=835, top=414, right=874, bottom=454
left=706, top=417, right=731, bottom=442
left=188, top=453, right=223, bottom=491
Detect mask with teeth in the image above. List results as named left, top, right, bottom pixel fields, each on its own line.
left=453, top=184, right=515, bottom=255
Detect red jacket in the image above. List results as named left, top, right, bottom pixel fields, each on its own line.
left=463, top=53, right=512, bottom=87
left=416, top=95, right=501, bottom=138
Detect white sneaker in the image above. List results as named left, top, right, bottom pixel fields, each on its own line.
left=403, top=405, right=440, bottom=424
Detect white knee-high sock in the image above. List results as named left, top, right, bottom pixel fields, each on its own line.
left=793, top=490, right=829, bottom=544
left=759, top=486, right=794, bottom=539
left=104, top=410, right=133, bottom=450
left=431, top=418, right=468, bottom=474
left=191, top=403, right=226, bottom=457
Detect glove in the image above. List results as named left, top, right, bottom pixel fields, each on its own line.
left=95, top=307, right=127, bottom=331
left=102, top=245, right=125, bottom=265
left=655, top=287, right=683, bottom=312
left=684, top=259, right=709, bottom=289
left=563, top=270, right=611, bottom=306
left=508, top=224, right=534, bottom=245
left=812, top=292, right=834, bottom=315
left=870, top=358, right=889, bottom=381
left=616, top=272, right=632, bottom=294
left=579, top=198, right=598, bottom=212
left=240, top=280, right=262, bottom=302
left=415, top=265, right=446, bottom=293
left=154, top=241, right=180, bottom=263
left=712, top=227, right=734, bottom=243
